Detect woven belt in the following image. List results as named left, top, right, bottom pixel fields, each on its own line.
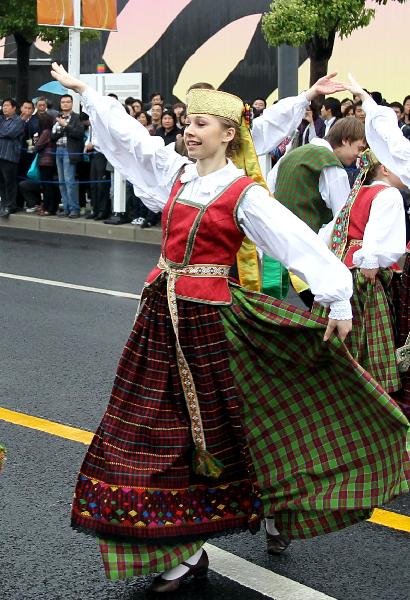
left=157, top=255, right=230, bottom=478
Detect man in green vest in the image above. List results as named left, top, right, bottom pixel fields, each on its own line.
left=271, top=117, right=366, bottom=233
left=269, top=118, right=366, bottom=307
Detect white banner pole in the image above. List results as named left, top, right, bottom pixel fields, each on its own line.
left=68, top=0, right=82, bottom=112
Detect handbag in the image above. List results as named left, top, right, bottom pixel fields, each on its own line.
left=396, top=332, right=410, bottom=372
left=27, top=153, right=41, bottom=181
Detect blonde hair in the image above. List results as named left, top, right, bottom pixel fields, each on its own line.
left=217, top=116, right=241, bottom=158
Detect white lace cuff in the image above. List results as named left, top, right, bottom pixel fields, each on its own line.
left=328, top=300, right=352, bottom=320
left=352, top=250, right=379, bottom=270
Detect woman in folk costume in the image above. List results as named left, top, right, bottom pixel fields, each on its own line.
left=317, top=149, right=407, bottom=394
left=51, top=64, right=409, bottom=593
left=345, top=75, right=410, bottom=418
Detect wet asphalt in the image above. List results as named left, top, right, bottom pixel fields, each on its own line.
left=0, top=228, right=409, bottom=600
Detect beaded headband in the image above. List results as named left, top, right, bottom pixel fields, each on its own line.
left=186, top=88, right=244, bottom=125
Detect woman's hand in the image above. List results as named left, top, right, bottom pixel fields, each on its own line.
left=360, top=267, right=378, bottom=284
left=343, top=74, right=371, bottom=103
left=51, top=62, right=87, bottom=94
left=305, top=72, right=346, bottom=102
left=323, top=319, right=352, bottom=342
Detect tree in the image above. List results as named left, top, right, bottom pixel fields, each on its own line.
left=0, top=1, right=97, bottom=103
left=262, top=0, right=407, bottom=87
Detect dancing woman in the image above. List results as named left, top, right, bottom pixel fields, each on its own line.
left=51, top=64, right=409, bottom=593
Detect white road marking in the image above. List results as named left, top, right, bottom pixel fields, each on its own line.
left=0, top=272, right=140, bottom=300
left=205, top=543, right=337, bottom=600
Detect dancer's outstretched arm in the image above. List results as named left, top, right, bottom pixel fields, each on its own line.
left=252, top=72, right=346, bottom=155
left=51, top=63, right=187, bottom=211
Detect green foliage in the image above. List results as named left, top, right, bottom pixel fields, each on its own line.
left=262, top=0, right=377, bottom=47
left=0, top=0, right=98, bottom=47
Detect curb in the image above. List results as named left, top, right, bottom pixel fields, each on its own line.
left=0, top=213, right=162, bottom=245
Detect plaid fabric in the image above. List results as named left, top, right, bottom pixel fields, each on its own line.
left=314, top=269, right=401, bottom=394
left=394, top=253, right=410, bottom=418
left=0, top=444, right=5, bottom=472
left=98, top=537, right=204, bottom=579
left=274, top=144, right=342, bottom=233
left=220, top=285, right=410, bottom=539
left=347, top=269, right=401, bottom=393
left=72, top=280, right=262, bottom=540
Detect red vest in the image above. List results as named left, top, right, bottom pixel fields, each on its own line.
left=145, top=174, right=255, bottom=303
left=343, top=184, right=387, bottom=268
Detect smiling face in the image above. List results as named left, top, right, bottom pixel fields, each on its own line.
left=183, top=113, right=235, bottom=161
left=334, top=138, right=367, bottom=166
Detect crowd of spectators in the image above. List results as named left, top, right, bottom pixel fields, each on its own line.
left=0, top=86, right=409, bottom=226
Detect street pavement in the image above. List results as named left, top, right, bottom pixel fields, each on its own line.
left=0, top=228, right=409, bottom=600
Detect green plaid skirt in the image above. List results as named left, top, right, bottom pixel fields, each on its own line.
left=97, top=283, right=409, bottom=579
left=349, top=269, right=399, bottom=393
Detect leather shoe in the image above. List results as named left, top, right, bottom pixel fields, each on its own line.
left=266, top=530, right=291, bottom=555
left=148, top=549, right=209, bottom=593
left=85, top=212, right=96, bottom=219
left=94, top=212, right=108, bottom=220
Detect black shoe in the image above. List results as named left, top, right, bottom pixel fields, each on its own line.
left=140, top=219, right=153, bottom=229
left=85, top=212, right=96, bottom=219
left=0, top=208, right=10, bottom=218
left=103, top=214, right=131, bottom=225
left=148, top=550, right=209, bottom=593
left=266, top=530, right=291, bottom=555
left=68, top=213, right=81, bottom=219
left=94, top=212, right=108, bottom=221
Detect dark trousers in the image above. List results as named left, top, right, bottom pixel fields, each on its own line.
left=39, top=166, right=60, bottom=214
left=0, top=158, right=18, bottom=211
left=76, top=159, right=90, bottom=208
left=17, top=154, right=35, bottom=208
left=90, top=152, right=111, bottom=216
left=18, top=179, right=41, bottom=208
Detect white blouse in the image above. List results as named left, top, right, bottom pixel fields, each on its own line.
left=364, top=97, right=410, bottom=188
left=81, top=87, right=353, bottom=319
left=319, top=181, right=406, bottom=269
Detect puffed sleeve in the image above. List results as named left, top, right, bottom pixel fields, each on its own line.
left=81, top=87, right=188, bottom=211
left=352, top=187, right=406, bottom=268
left=237, top=185, right=353, bottom=319
left=364, top=97, right=410, bottom=189
left=252, top=93, right=309, bottom=155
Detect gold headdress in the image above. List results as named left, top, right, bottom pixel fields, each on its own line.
left=186, top=88, right=244, bottom=124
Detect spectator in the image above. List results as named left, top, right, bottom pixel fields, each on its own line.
left=172, top=102, right=186, bottom=128
left=0, top=98, right=25, bottom=218
left=294, top=102, right=325, bottom=146
left=343, top=105, right=355, bottom=117
left=371, top=91, right=383, bottom=105
left=389, top=101, right=410, bottom=141
left=85, top=124, right=111, bottom=221
left=149, top=91, right=164, bottom=108
left=403, top=94, right=410, bottom=125
left=320, top=97, right=342, bottom=135
left=155, top=111, right=180, bottom=145
left=51, top=94, right=84, bottom=218
left=340, top=97, right=353, bottom=112
left=17, top=99, right=40, bottom=209
left=137, top=111, right=155, bottom=134
left=36, top=96, right=58, bottom=121
left=252, top=97, right=267, bottom=117
left=131, top=99, right=143, bottom=117
left=150, top=103, right=163, bottom=133
left=35, top=113, right=59, bottom=215
left=353, top=101, right=366, bottom=123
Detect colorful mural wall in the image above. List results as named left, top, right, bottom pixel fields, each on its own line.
left=2, top=0, right=409, bottom=104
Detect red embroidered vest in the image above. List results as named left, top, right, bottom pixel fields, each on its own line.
left=343, top=184, right=387, bottom=268
left=145, top=174, right=255, bottom=303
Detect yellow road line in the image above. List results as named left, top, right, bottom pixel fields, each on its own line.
left=0, top=407, right=93, bottom=445
left=1, top=407, right=410, bottom=535
left=368, top=508, right=410, bottom=533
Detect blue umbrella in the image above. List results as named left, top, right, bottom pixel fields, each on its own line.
left=38, top=81, right=69, bottom=95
